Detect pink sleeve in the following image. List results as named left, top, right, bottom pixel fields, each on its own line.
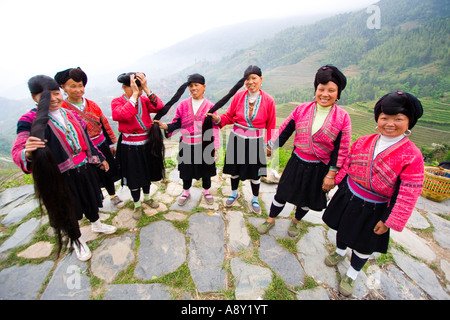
left=219, top=96, right=238, bottom=128
left=384, top=153, right=425, bottom=231
left=144, top=94, right=164, bottom=114
left=111, top=97, right=138, bottom=121
left=336, top=113, right=352, bottom=169
left=334, top=137, right=357, bottom=185
left=264, top=98, right=277, bottom=143
left=265, top=98, right=276, bottom=144
left=11, top=131, right=32, bottom=173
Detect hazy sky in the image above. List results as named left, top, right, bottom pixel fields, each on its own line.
left=0, top=0, right=379, bottom=97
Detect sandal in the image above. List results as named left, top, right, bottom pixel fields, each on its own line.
left=178, top=193, right=190, bottom=206
left=204, top=192, right=214, bottom=205
left=225, top=193, right=239, bottom=207
left=251, top=199, right=261, bottom=214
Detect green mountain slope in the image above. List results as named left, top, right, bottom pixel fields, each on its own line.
left=170, top=0, right=449, bottom=148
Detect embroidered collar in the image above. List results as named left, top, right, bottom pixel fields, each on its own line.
left=244, top=93, right=262, bottom=128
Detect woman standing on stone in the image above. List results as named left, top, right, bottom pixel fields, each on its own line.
left=208, top=65, right=276, bottom=214
left=12, top=75, right=116, bottom=262
left=55, top=67, right=123, bottom=207
left=111, top=72, right=164, bottom=220
left=257, top=65, right=351, bottom=237
left=155, top=74, right=219, bottom=206
left=322, top=91, right=424, bottom=296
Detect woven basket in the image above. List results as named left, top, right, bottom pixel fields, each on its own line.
left=421, top=166, right=450, bottom=202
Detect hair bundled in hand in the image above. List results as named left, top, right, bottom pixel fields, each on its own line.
left=30, top=90, right=80, bottom=255
left=146, top=82, right=189, bottom=180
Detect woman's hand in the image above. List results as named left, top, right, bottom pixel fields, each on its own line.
left=99, top=160, right=109, bottom=172
left=374, top=220, right=389, bottom=235
left=153, top=120, right=168, bottom=130
left=206, top=113, right=220, bottom=123
left=266, top=144, right=273, bottom=158
left=24, top=136, right=46, bottom=159
left=136, top=72, right=149, bottom=93
left=130, top=74, right=140, bottom=98
left=322, top=171, right=336, bottom=192
left=110, top=146, right=117, bottom=158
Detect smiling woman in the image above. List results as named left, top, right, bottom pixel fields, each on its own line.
left=11, top=75, right=116, bottom=262
left=322, top=91, right=424, bottom=296
left=258, top=65, right=351, bottom=237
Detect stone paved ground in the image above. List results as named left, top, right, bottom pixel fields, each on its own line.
left=0, top=141, right=449, bottom=300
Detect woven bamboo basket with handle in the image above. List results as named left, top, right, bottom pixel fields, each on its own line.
left=421, top=166, right=450, bottom=202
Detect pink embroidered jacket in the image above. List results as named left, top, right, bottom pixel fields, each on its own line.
left=269, top=101, right=351, bottom=168
left=335, top=133, right=425, bottom=232
left=167, top=98, right=220, bottom=150
left=219, top=90, right=276, bottom=143
left=62, top=98, right=117, bottom=146
left=111, top=94, right=164, bottom=142
left=12, top=108, right=104, bottom=174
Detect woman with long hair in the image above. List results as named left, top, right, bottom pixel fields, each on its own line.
left=111, top=72, right=164, bottom=219
left=155, top=74, right=219, bottom=206
left=208, top=65, right=276, bottom=214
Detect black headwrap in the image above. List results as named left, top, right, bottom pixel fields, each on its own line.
left=187, top=73, right=205, bottom=85
left=314, top=65, right=347, bottom=99
left=28, top=75, right=60, bottom=95
left=374, top=91, right=423, bottom=129
left=243, top=65, right=262, bottom=78
left=117, top=72, right=145, bottom=87
left=27, top=75, right=80, bottom=256
left=54, top=67, right=88, bottom=86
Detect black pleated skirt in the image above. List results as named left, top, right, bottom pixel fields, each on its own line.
left=116, top=138, right=164, bottom=189
left=177, top=141, right=216, bottom=181
left=62, top=163, right=103, bottom=222
left=276, top=154, right=329, bottom=211
left=322, top=176, right=390, bottom=254
left=223, top=131, right=267, bottom=180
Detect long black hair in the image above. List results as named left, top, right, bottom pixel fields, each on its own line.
left=28, top=75, right=80, bottom=256
left=201, top=73, right=248, bottom=154
left=146, top=81, right=190, bottom=180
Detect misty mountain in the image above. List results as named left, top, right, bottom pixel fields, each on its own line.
left=132, top=0, right=447, bottom=126
left=82, top=13, right=329, bottom=101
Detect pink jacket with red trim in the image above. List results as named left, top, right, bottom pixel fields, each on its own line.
left=336, top=133, right=424, bottom=232
left=111, top=94, right=163, bottom=138
left=167, top=98, right=220, bottom=150
left=62, top=98, right=117, bottom=144
left=269, top=101, right=351, bottom=167
left=219, top=90, right=276, bottom=143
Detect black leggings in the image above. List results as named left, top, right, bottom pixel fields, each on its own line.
left=130, top=184, right=151, bottom=202
left=183, top=177, right=211, bottom=191
left=336, top=240, right=369, bottom=271
left=269, top=194, right=309, bottom=221
left=231, top=177, right=260, bottom=197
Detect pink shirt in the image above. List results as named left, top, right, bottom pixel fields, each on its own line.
left=219, top=90, right=276, bottom=143
left=336, top=133, right=425, bottom=231
left=111, top=94, right=164, bottom=142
